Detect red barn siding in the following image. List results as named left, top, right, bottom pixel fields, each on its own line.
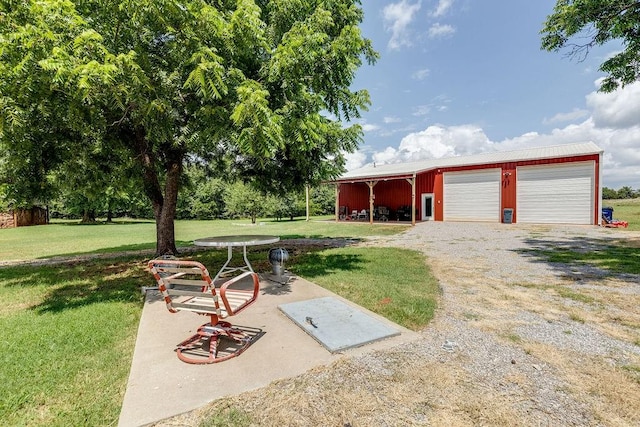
left=434, top=173, right=443, bottom=221
left=374, top=179, right=414, bottom=212
left=338, top=182, right=369, bottom=214
left=501, top=166, right=517, bottom=223
left=416, top=171, right=436, bottom=195
left=336, top=153, right=601, bottom=225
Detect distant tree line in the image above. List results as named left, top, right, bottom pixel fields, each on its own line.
left=43, top=165, right=335, bottom=222
left=603, top=186, right=640, bottom=200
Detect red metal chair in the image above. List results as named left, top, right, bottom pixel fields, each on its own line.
left=148, top=259, right=260, bottom=364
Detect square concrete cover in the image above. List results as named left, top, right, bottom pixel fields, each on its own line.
left=279, top=296, right=400, bottom=353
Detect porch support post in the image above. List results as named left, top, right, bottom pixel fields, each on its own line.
left=334, top=183, right=340, bottom=222
left=406, top=176, right=416, bottom=226
left=367, top=181, right=378, bottom=224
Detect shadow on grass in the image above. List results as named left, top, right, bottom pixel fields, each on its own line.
left=291, top=252, right=365, bottom=279
left=279, top=234, right=361, bottom=242
left=0, top=257, right=148, bottom=313
left=32, top=240, right=199, bottom=261
left=1, top=240, right=351, bottom=315
left=516, top=236, right=640, bottom=282
left=53, top=219, right=155, bottom=225
left=30, top=236, right=357, bottom=262
left=29, top=244, right=154, bottom=261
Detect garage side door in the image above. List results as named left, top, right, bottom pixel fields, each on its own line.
left=443, top=169, right=501, bottom=221
left=517, top=162, right=594, bottom=224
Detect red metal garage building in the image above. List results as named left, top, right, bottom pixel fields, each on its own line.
left=332, top=142, right=603, bottom=226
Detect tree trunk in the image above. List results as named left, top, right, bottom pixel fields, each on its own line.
left=155, top=205, right=177, bottom=255
left=128, top=126, right=183, bottom=256
left=155, top=159, right=181, bottom=256
left=81, top=208, right=96, bottom=223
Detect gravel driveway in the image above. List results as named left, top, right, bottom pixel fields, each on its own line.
left=163, top=222, right=640, bottom=426
left=370, top=222, right=640, bottom=426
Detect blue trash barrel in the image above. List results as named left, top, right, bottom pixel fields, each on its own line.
left=602, top=207, right=614, bottom=222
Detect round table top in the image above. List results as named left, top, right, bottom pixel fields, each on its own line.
left=193, top=235, right=280, bottom=247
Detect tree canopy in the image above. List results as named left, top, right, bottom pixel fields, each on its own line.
left=541, top=0, right=640, bottom=92
left=0, top=0, right=376, bottom=254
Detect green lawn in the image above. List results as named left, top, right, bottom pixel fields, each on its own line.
left=603, top=198, right=640, bottom=231
left=293, top=246, right=439, bottom=330
left=0, top=216, right=408, bottom=262
left=0, top=256, right=146, bottom=426
left=0, top=218, right=437, bottom=426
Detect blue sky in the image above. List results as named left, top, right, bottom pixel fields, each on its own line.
left=346, top=0, right=640, bottom=189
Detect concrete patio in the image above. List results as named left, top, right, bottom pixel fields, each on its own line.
left=118, top=274, right=419, bottom=426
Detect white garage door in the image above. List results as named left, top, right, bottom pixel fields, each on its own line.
left=517, top=162, right=594, bottom=224
left=443, top=169, right=501, bottom=221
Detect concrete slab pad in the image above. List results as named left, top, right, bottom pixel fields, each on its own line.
left=279, top=297, right=400, bottom=352
left=118, top=275, right=418, bottom=427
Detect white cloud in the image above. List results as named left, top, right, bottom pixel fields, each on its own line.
left=373, top=147, right=401, bottom=164
left=586, top=80, right=640, bottom=129
left=383, top=116, right=402, bottom=124
left=348, top=82, right=640, bottom=188
left=413, top=105, right=430, bottom=116
left=346, top=80, right=640, bottom=188
left=543, top=108, right=590, bottom=125
left=383, top=0, right=422, bottom=50
left=432, top=0, right=454, bottom=17
left=428, top=23, right=456, bottom=39
left=398, top=124, right=494, bottom=160
left=343, top=150, right=367, bottom=171
left=412, top=68, right=430, bottom=80
left=361, top=123, right=380, bottom=132
left=500, top=119, right=640, bottom=188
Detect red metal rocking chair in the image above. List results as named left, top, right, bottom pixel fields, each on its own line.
left=148, top=259, right=260, bottom=364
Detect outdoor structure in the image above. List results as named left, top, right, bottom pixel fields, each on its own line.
left=0, top=206, right=48, bottom=229
left=332, top=142, right=603, bottom=226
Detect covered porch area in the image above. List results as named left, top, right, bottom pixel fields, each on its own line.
left=332, top=173, right=422, bottom=226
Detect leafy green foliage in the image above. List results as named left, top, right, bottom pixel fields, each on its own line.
left=310, top=183, right=336, bottom=215
left=0, top=0, right=377, bottom=253
left=541, top=0, right=640, bottom=91
left=603, top=186, right=640, bottom=200
left=224, top=181, right=269, bottom=223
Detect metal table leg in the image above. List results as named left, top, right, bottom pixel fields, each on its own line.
left=213, top=245, right=253, bottom=282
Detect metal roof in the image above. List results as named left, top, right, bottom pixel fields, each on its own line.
left=336, top=142, right=603, bottom=182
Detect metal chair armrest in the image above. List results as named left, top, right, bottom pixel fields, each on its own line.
left=219, top=272, right=260, bottom=315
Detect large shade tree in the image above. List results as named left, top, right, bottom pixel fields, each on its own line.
left=541, top=0, right=640, bottom=92
left=0, top=0, right=376, bottom=254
